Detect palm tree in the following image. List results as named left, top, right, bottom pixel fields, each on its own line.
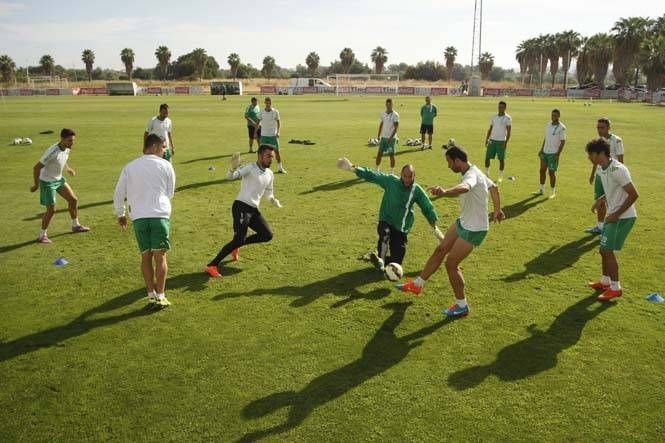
left=370, top=46, right=388, bottom=74
left=534, top=35, right=549, bottom=88
left=639, top=34, right=665, bottom=91
left=339, top=48, right=355, bottom=74
left=39, top=54, right=55, bottom=77
left=516, top=38, right=540, bottom=86
left=81, top=49, right=95, bottom=82
left=478, top=52, right=494, bottom=80
left=557, top=30, right=582, bottom=89
left=155, top=46, right=171, bottom=80
left=444, top=46, right=458, bottom=79
left=576, top=37, right=592, bottom=86
left=191, top=48, right=208, bottom=80
left=227, top=53, right=240, bottom=79
left=545, top=35, right=560, bottom=88
left=515, top=42, right=528, bottom=85
left=120, top=48, right=135, bottom=80
left=262, top=55, right=276, bottom=80
left=612, top=17, right=653, bottom=87
left=305, top=51, right=320, bottom=76
left=0, top=54, right=16, bottom=82
left=586, top=33, right=614, bottom=88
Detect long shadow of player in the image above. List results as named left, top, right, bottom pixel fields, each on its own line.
left=237, top=302, right=451, bottom=442
left=299, top=177, right=364, bottom=195
left=501, top=194, right=547, bottom=220
left=180, top=153, right=236, bottom=164
left=0, top=272, right=208, bottom=363
left=214, top=267, right=404, bottom=308
left=447, top=295, right=614, bottom=390
left=503, top=236, right=599, bottom=282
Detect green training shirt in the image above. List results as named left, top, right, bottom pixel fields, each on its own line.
left=420, top=104, right=438, bottom=125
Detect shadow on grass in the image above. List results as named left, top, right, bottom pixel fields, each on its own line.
left=447, top=295, right=614, bottom=390
left=503, top=235, right=599, bottom=282
left=175, top=178, right=235, bottom=192
left=501, top=194, right=547, bottom=220
left=180, top=153, right=236, bottom=164
left=214, top=267, right=408, bottom=308
left=299, top=177, right=364, bottom=195
left=0, top=272, right=208, bottom=363
left=0, top=231, right=74, bottom=254
left=238, top=302, right=451, bottom=442
left=22, top=199, right=114, bottom=221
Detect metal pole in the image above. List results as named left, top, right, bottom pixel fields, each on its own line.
left=479, top=0, right=483, bottom=69
left=471, top=0, right=477, bottom=73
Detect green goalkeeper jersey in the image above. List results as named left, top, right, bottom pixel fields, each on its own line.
left=355, top=166, right=438, bottom=233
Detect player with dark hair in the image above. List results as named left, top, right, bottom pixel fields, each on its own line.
left=585, top=138, right=638, bottom=301
left=144, top=103, right=176, bottom=161
left=484, top=101, right=512, bottom=182
left=419, top=96, right=437, bottom=150
left=205, top=145, right=282, bottom=278
left=535, top=109, right=566, bottom=198
left=30, top=128, right=90, bottom=243
left=398, top=144, right=505, bottom=318
left=244, top=97, right=261, bottom=153
left=376, top=98, right=400, bottom=174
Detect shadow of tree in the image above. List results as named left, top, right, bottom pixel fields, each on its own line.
left=238, top=302, right=451, bottom=442
left=214, top=267, right=406, bottom=308
left=299, top=178, right=364, bottom=195
left=447, top=295, right=614, bottom=390
left=503, top=236, right=599, bottom=282
left=0, top=272, right=208, bottom=362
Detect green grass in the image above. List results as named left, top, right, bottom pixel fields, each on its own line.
left=1, top=95, right=664, bottom=441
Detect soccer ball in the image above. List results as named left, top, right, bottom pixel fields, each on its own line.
left=384, top=262, right=404, bottom=282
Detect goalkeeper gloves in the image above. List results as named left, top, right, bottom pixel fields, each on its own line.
left=229, top=152, right=241, bottom=171
left=270, top=197, right=282, bottom=208
left=336, top=157, right=354, bottom=171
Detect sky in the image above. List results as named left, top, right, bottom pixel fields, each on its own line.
left=0, top=0, right=660, bottom=72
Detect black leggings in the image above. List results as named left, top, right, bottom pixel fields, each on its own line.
left=208, top=200, right=273, bottom=266
left=376, top=221, right=408, bottom=265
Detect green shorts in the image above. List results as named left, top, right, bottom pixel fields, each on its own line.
left=455, top=218, right=487, bottom=247
left=486, top=140, right=507, bottom=161
left=600, top=217, right=635, bottom=251
left=133, top=218, right=171, bottom=254
left=379, top=137, right=397, bottom=154
left=163, top=148, right=172, bottom=162
left=540, top=152, right=559, bottom=172
left=594, top=174, right=604, bottom=200
left=40, top=177, right=66, bottom=206
left=260, top=135, right=280, bottom=152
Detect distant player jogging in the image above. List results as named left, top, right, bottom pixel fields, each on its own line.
left=337, top=157, right=444, bottom=271
left=398, top=144, right=505, bottom=318
left=113, top=134, right=176, bottom=307
left=204, top=145, right=282, bottom=278
left=585, top=138, right=638, bottom=302
left=144, top=103, right=176, bottom=161
left=30, top=128, right=91, bottom=243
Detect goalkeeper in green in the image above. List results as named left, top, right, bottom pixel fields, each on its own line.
left=337, top=157, right=444, bottom=270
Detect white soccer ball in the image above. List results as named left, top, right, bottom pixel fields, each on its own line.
left=384, top=262, right=404, bottom=282
left=22, top=137, right=32, bottom=145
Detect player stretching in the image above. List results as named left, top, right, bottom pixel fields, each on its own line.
left=30, top=128, right=90, bottom=243
left=337, top=157, right=444, bottom=270
left=204, top=145, right=282, bottom=278
left=585, top=138, right=638, bottom=301
left=398, top=144, right=505, bottom=318
left=113, top=134, right=176, bottom=307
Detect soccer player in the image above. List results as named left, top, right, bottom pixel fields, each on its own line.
left=256, top=97, right=286, bottom=173
left=586, top=118, right=625, bottom=235
left=337, top=157, right=444, bottom=270
left=419, top=96, right=437, bottom=150
left=113, top=134, right=176, bottom=307
left=144, top=103, right=175, bottom=162
left=536, top=109, right=566, bottom=198
left=376, top=98, right=400, bottom=174
left=30, top=128, right=90, bottom=243
left=397, top=144, right=505, bottom=318
left=244, top=97, right=261, bottom=153
left=204, top=145, right=282, bottom=278
left=585, top=138, right=638, bottom=301
left=484, top=101, right=512, bottom=182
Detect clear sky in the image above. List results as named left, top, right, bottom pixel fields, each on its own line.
left=0, top=0, right=659, bottom=72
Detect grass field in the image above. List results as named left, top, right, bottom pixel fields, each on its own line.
left=1, top=95, right=664, bottom=441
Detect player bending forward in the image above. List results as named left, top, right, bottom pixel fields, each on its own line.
left=398, top=144, right=505, bottom=318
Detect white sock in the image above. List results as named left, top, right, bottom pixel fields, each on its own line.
left=600, top=275, right=611, bottom=285
left=157, top=292, right=166, bottom=300
left=414, top=276, right=426, bottom=288
left=40, top=229, right=47, bottom=237
left=390, top=168, right=394, bottom=175
left=597, top=222, right=604, bottom=229
left=498, top=170, right=504, bottom=179
left=550, top=187, right=556, bottom=194
left=278, top=162, right=284, bottom=170
left=539, top=184, right=545, bottom=192
left=148, top=290, right=156, bottom=298
left=376, top=165, right=381, bottom=171
left=456, top=298, right=468, bottom=308
left=610, top=281, right=621, bottom=291
left=71, top=218, right=80, bottom=227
